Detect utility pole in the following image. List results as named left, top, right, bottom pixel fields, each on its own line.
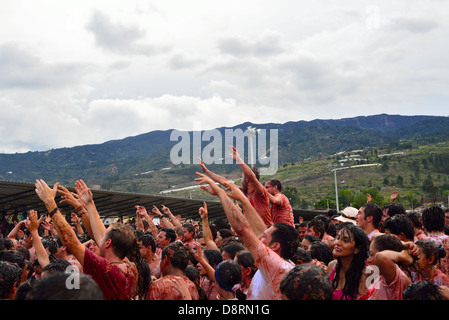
left=331, top=163, right=381, bottom=212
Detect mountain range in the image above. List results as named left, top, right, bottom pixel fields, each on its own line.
left=1, top=114, right=448, bottom=197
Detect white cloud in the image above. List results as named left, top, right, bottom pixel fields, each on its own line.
left=0, top=0, right=448, bottom=153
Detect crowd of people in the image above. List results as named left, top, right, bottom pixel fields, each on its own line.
left=1, top=145, right=449, bottom=301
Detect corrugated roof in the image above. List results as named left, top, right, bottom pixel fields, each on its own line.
left=0, top=180, right=226, bottom=222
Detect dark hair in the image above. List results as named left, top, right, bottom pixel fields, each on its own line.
left=383, top=215, right=415, bottom=241
left=235, top=250, right=257, bottom=278
left=251, top=167, right=260, bottom=181
left=0, top=261, right=22, bottom=299
left=184, top=265, right=200, bottom=284
left=403, top=280, right=442, bottom=300
left=382, top=203, right=406, bottom=217
left=271, top=223, right=300, bottom=260
left=312, top=214, right=330, bottom=229
left=213, top=218, right=231, bottom=231
left=139, top=232, right=156, bottom=253
left=415, top=239, right=446, bottom=265
left=291, top=247, right=313, bottom=265
left=303, top=234, right=321, bottom=245
left=42, top=258, right=71, bottom=275
left=221, top=242, right=245, bottom=260
left=184, top=265, right=207, bottom=301
left=26, top=272, right=104, bottom=300
left=361, top=203, right=383, bottom=229
left=0, top=250, right=26, bottom=269
left=309, top=241, right=333, bottom=265
left=422, top=206, right=445, bottom=233
left=268, top=179, right=282, bottom=192
left=161, top=242, right=190, bottom=270
left=203, top=249, right=223, bottom=268
left=218, top=229, right=234, bottom=240
left=182, top=223, right=195, bottom=235
left=307, top=219, right=325, bottom=239
left=372, top=233, right=403, bottom=252
left=407, top=212, right=423, bottom=230
left=332, top=224, right=369, bottom=300
left=214, top=260, right=243, bottom=299
left=280, top=264, right=332, bottom=300
left=327, top=223, right=337, bottom=238
left=41, top=236, right=58, bottom=255
left=161, top=228, right=177, bottom=243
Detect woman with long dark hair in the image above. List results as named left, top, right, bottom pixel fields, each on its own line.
left=327, top=223, right=370, bottom=300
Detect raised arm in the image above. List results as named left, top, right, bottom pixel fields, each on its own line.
left=161, top=205, right=182, bottom=228
left=75, top=180, right=106, bottom=245
left=373, top=248, right=413, bottom=285
left=135, top=205, right=158, bottom=238
left=229, top=146, right=265, bottom=194
left=221, top=180, right=267, bottom=238
left=195, top=172, right=260, bottom=256
left=25, top=210, right=50, bottom=269
left=152, top=206, right=174, bottom=229
left=199, top=157, right=229, bottom=185
left=7, top=220, right=26, bottom=246
left=198, top=202, right=219, bottom=251
left=58, top=184, right=94, bottom=240
left=34, top=179, right=86, bottom=265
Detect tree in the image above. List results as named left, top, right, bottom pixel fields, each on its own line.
left=339, top=189, right=354, bottom=207
left=352, top=188, right=386, bottom=208
left=314, top=199, right=336, bottom=210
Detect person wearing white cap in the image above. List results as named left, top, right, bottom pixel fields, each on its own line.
left=334, top=207, right=358, bottom=225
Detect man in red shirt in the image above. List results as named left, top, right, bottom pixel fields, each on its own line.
left=34, top=179, right=138, bottom=300
left=229, top=146, right=273, bottom=227
left=265, top=179, right=294, bottom=227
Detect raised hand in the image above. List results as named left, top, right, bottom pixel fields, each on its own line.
left=152, top=205, right=163, bottom=217
left=366, top=193, right=372, bottom=203
left=75, top=180, right=94, bottom=205
left=222, top=180, right=245, bottom=201
left=26, top=210, right=43, bottom=233
left=390, top=191, right=399, bottom=203
left=35, top=179, right=59, bottom=206
left=229, top=146, right=243, bottom=164
left=58, top=184, right=83, bottom=208
left=135, top=205, right=148, bottom=216
left=195, top=172, right=218, bottom=195
left=198, top=202, right=208, bottom=220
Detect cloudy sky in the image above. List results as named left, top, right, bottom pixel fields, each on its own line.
left=0, top=0, right=448, bottom=153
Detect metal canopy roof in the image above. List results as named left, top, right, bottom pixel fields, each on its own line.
left=0, top=181, right=226, bottom=222
left=0, top=181, right=322, bottom=225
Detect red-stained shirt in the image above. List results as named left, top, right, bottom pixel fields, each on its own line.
left=270, top=193, right=294, bottom=227
left=425, top=234, right=449, bottom=276
left=83, top=248, right=138, bottom=300
left=147, top=275, right=199, bottom=300
left=246, top=188, right=273, bottom=227
left=246, top=242, right=294, bottom=300
left=368, top=264, right=411, bottom=300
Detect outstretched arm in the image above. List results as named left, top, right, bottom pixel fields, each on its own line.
left=229, top=146, right=265, bottom=195
left=34, top=179, right=86, bottom=265
left=199, top=157, right=229, bottom=185
left=195, top=172, right=260, bottom=256
left=58, top=184, right=94, bottom=240
left=198, top=202, right=219, bottom=251
left=25, top=210, right=50, bottom=269
left=161, top=205, right=182, bottom=228
left=135, top=205, right=158, bottom=238
left=75, top=180, right=106, bottom=246
left=221, top=180, right=266, bottom=238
